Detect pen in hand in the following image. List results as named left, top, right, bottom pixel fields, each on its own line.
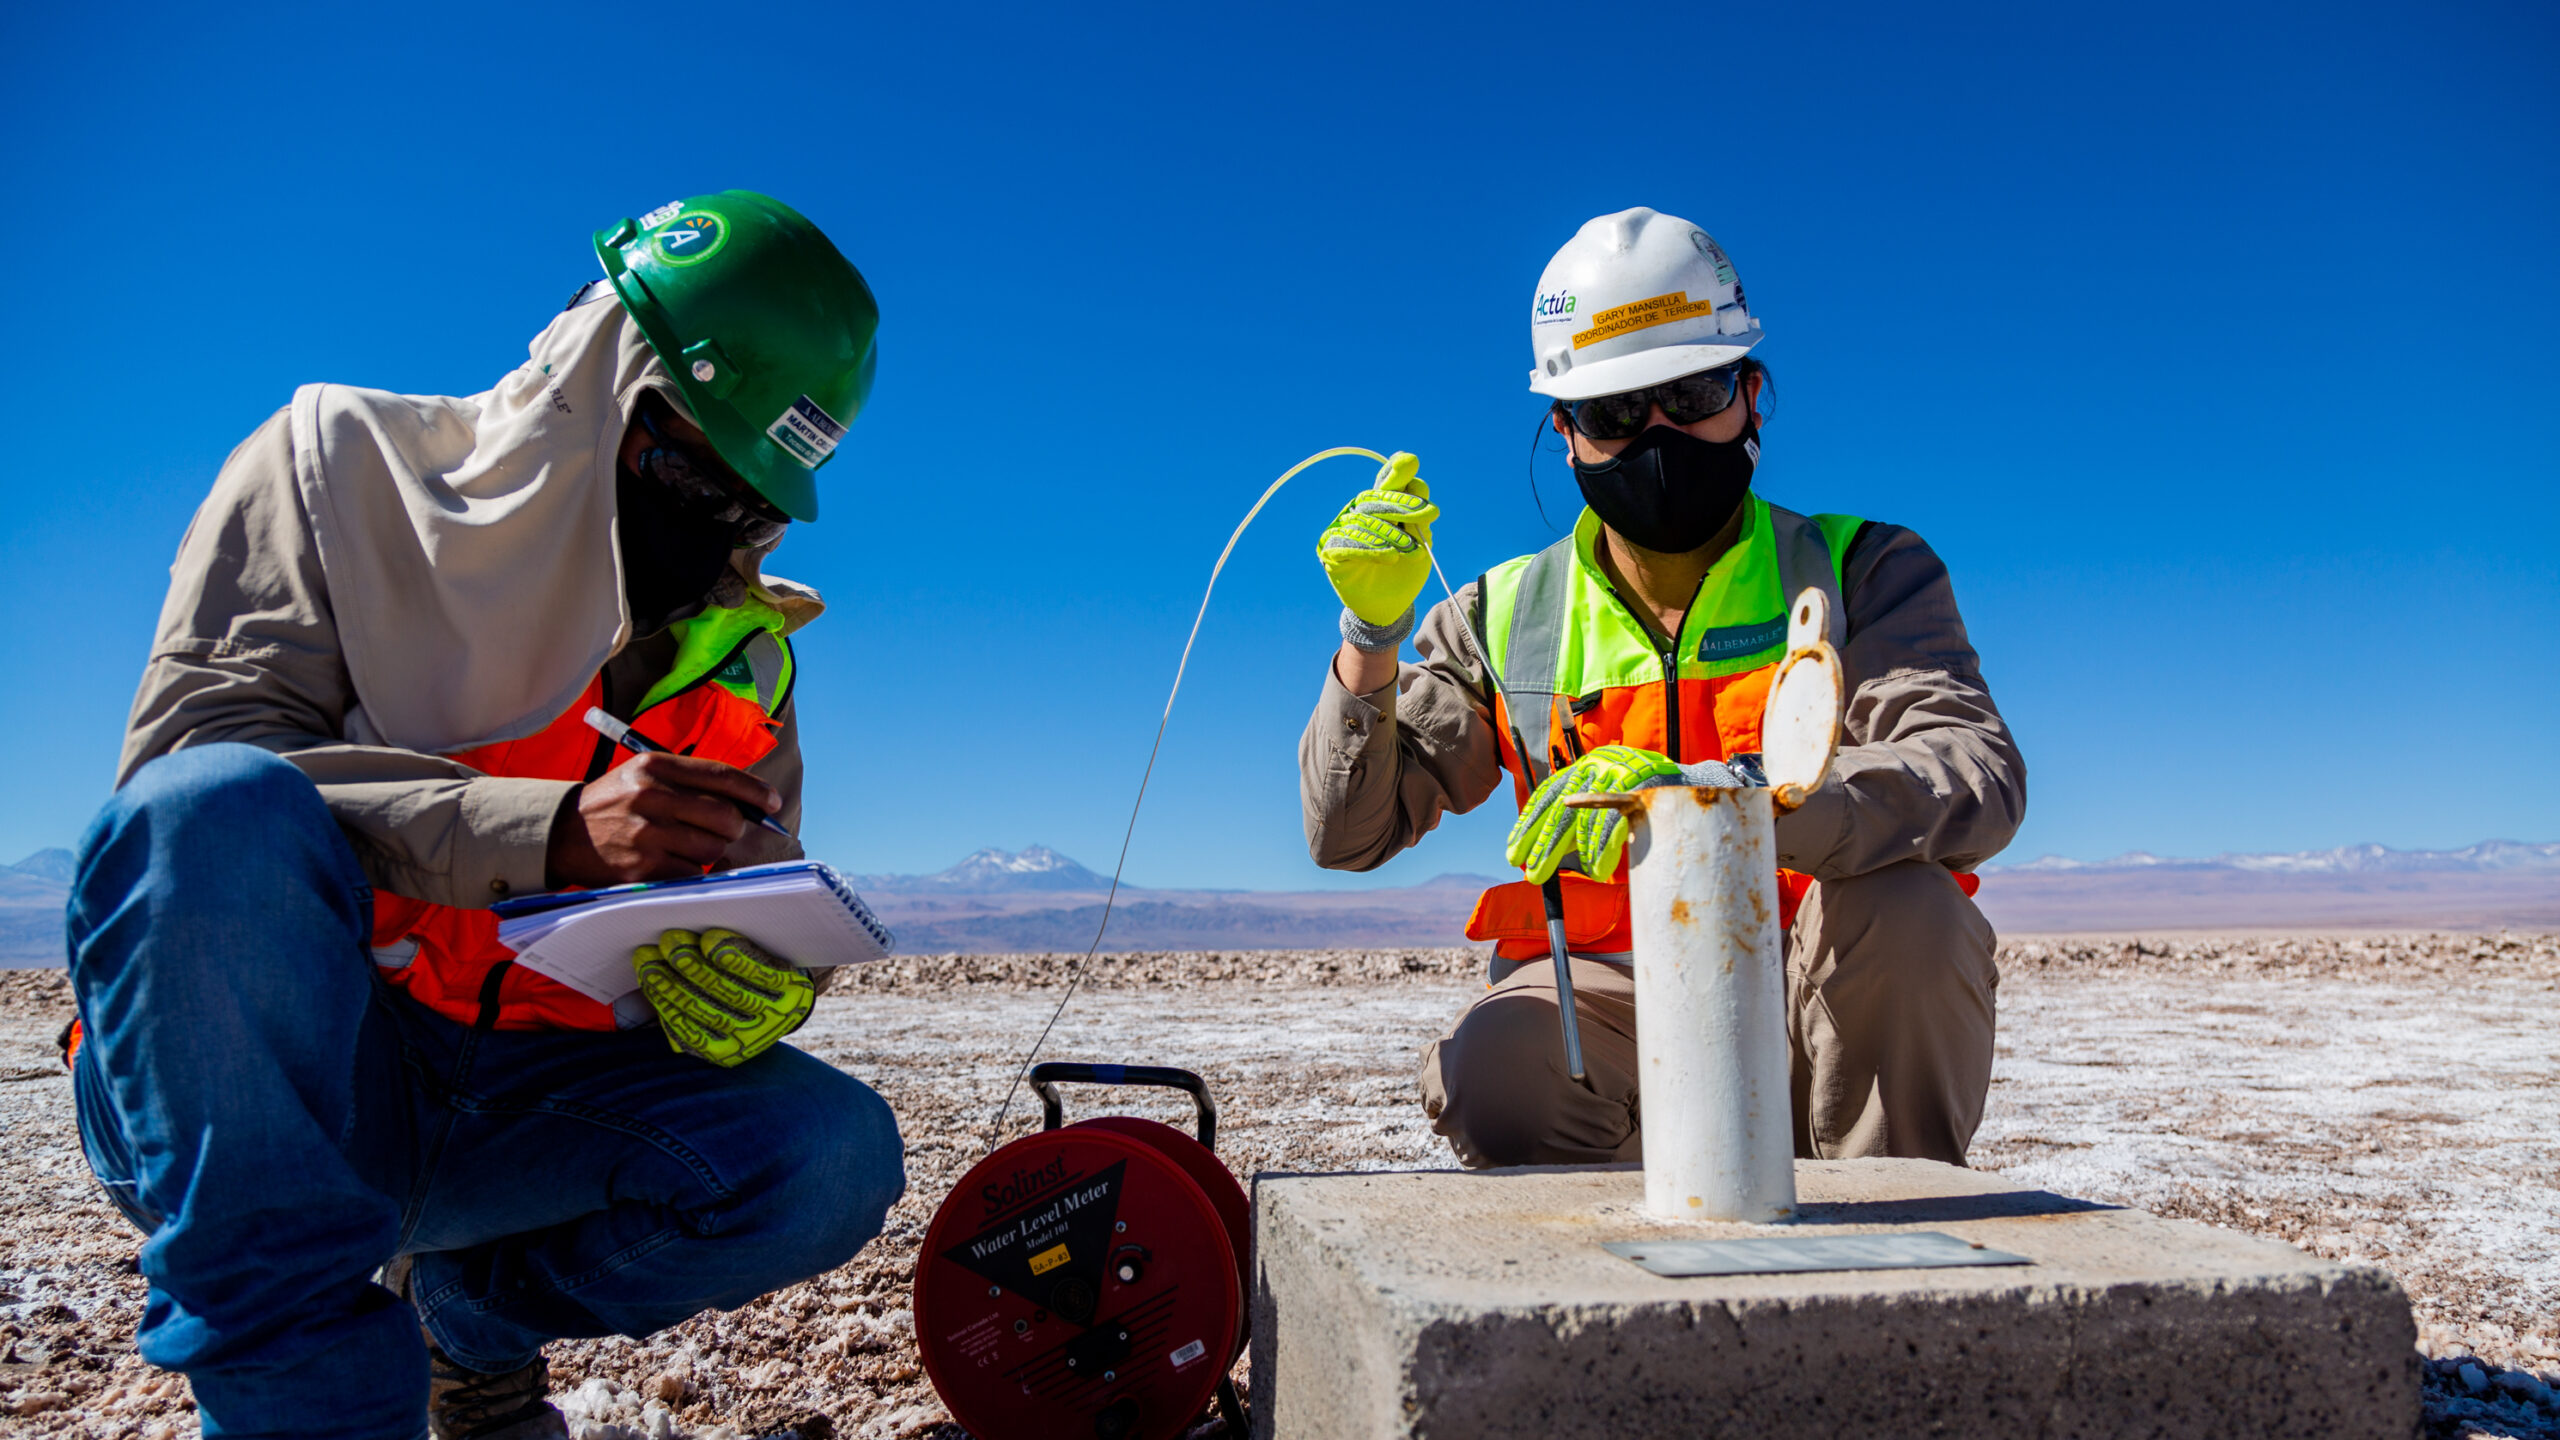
left=583, top=707, right=795, bottom=841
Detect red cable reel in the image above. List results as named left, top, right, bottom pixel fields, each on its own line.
left=917, top=1064, right=1250, bottom=1440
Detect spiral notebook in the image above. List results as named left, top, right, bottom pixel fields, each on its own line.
left=491, top=861, right=897, bottom=1006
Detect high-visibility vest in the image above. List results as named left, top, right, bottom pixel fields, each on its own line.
left=1464, top=497, right=1861, bottom=961
left=368, top=596, right=799, bottom=1031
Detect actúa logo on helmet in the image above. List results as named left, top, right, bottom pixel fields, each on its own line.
left=1533, top=291, right=1577, bottom=324
left=654, top=211, right=728, bottom=267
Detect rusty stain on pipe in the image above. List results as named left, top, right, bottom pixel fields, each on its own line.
left=1611, top=784, right=1797, bottom=1224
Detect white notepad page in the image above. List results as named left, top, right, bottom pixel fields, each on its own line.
left=497, top=864, right=896, bottom=1006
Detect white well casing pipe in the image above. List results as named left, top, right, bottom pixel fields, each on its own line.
left=1622, top=785, right=1797, bottom=1224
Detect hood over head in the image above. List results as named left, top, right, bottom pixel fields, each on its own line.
left=289, top=285, right=817, bottom=756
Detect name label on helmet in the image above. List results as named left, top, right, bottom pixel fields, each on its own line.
left=1573, top=290, right=1716, bottom=350
left=767, top=395, right=848, bottom=469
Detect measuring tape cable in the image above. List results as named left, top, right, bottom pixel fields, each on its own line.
left=981, top=445, right=1559, bottom=1149
left=982, top=446, right=1550, bottom=1147
left=987, top=447, right=1414, bottom=1147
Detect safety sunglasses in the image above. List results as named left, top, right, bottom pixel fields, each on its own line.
left=634, top=401, right=791, bottom=545
left=1554, top=363, right=1748, bottom=441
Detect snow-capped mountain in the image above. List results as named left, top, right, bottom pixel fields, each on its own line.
left=5, top=848, right=74, bottom=884
left=860, top=846, right=1117, bottom=893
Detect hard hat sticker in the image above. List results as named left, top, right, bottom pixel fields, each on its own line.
left=1572, top=290, right=1719, bottom=350
left=1689, top=230, right=1739, bottom=288
left=767, top=395, right=849, bottom=468
left=654, top=211, right=729, bottom=267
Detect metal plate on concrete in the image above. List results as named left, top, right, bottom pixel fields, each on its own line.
left=1603, top=1230, right=2031, bottom=1277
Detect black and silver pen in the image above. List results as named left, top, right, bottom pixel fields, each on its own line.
left=583, top=706, right=795, bottom=840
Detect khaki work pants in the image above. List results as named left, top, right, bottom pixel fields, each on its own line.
left=1418, top=859, right=1998, bottom=1167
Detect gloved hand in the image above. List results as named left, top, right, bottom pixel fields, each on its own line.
left=1505, top=745, right=1678, bottom=883
left=1504, top=747, right=1766, bottom=883
left=631, top=927, right=814, bottom=1067
left=1315, top=452, right=1438, bottom=628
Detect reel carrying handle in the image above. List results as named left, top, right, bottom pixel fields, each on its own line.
left=1028, top=1063, right=1218, bottom=1149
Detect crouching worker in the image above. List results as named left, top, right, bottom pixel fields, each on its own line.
left=1301, top=208, right=2025, bottom=1171
left=66, top=193, right=902, bottom=1440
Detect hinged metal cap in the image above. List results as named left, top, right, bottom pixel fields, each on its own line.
left=1760, top=589, right=1844, bottom=809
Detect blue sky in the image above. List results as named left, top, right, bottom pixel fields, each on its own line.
left=4, top=1, right=2553, bottom=888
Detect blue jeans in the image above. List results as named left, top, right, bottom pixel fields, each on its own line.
left=67, top=745, right=907, bottom=1440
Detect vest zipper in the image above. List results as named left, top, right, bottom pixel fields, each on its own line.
left=1658, top=634, right=1681, bottom=763
left=1599, top=582, right=1707, bottom=765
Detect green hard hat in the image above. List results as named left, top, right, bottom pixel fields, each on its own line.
left=594, top=191, right=878, bottom=522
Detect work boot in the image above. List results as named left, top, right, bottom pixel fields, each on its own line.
left=381, top=1256, right=570, bottom=1440
left=426, top=1346, right=569, bottom=1440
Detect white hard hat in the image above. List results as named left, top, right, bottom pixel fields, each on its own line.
left=1527, top=207, right=1763, bottom=401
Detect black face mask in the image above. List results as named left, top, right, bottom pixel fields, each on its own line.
left=617, top=461, right=742, bottom=636
left=1570, top=422, right=1758, bottom=555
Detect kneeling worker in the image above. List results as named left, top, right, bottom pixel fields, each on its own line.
left=69, top=193, right=901, bottom=1439
left=1301, top=207, right=2025, bottom=1169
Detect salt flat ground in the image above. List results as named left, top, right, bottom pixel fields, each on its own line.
left=1, top=934, right=2553, bottom=1439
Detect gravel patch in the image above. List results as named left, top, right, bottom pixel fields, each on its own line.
left=1, top=933, right=2552, bottom=1438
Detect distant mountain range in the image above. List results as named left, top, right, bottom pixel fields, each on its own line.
left=1969, top=841, right=2559, bottom=931
left=2, top=838, right=2551, bottom=967
left=1986, top=840, right=2560, bottom=875
left=845, top=848, right=1502, bottom=952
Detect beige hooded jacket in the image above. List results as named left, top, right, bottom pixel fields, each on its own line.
left=119, top=290, right=813, bottom=908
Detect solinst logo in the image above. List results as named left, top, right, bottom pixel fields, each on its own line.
left=982, top=1154, right=1068, bottom=1213
left=1533, top=291, right=1577, bottom=323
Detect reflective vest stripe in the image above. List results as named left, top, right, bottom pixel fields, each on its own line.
left=1775, top=508, right=1850, bottom=649
left=1494, top=538, right=1575, bottom=791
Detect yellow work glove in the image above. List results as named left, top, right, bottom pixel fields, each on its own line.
left=1315, top=452, right=1438, bottom=627
left=1504, top=746, right=1679, bottom=884
left=1504, top=747, right=1767, bottom=883
left=631, top=928, right=814, bottom=1068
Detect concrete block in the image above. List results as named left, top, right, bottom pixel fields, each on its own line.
left=1249, top=1159, right=2417, bottom=1439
